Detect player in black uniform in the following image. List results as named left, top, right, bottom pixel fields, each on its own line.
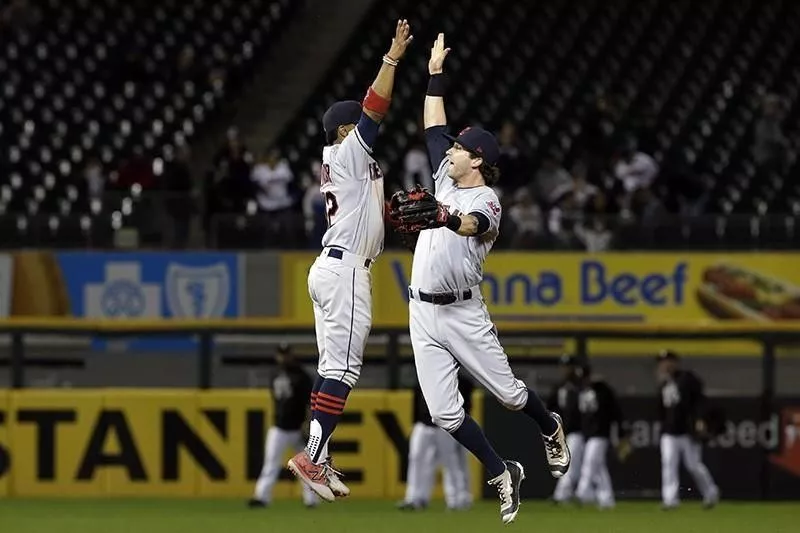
left=547, top=355, right=584, bottom=504
left=399, top=373, right=475, bottom=511
left=249, top=344, right=319, bottom=508
left=574, top=363, right=628, bottom=509
left=656, top=349, right=719, bottom=509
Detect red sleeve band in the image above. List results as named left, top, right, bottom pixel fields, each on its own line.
left=363, top=87, right=391, bottom=115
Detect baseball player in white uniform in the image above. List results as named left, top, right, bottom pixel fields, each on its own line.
left=399, top=376, right=474, bottom=511
left=389, top=34, right=571, bottom=525
left=287, top=19, right=414, bottom=503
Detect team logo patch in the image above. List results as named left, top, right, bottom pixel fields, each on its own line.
left=166, top=262, right=231, bottom=318
left=487, top=200, right=501, bottom=216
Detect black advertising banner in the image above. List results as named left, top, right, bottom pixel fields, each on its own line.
left=483, top=397, right=800, bottom=500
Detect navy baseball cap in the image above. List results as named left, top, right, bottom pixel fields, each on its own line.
left=444, top=126, right=500, bottom=166
left=323, top=100, right=362, bottom=135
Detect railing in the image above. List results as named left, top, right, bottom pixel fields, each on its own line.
left=2, top=318, right=798, bottom=393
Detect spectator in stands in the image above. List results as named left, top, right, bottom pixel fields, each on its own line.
left=301, top=161, right=326, bottom=249
left=164, top=144, right=196, bottom=248
left=570, top=161, right=600, bottom=211
left=82, top=157, right=105, bottom=203
left=402, top=141, right=431, bottom=191
left=252, top=147, right=294, bottom=213
left=496, top=121, right=529, bottom=194
left=252, top=147, right=299, bottom=245
left=211, top=128, right=255, bottom=212
left=117, top=146, right=156, bottom=189
left=534, top=150, right=573, bottom=206
left=574, top=217, right=613, bottom=252
left=753, top=93, right=789, bottom=174
left=612, top=138, right=658, bottom=208
left=507, top=188, right=544, bottom=248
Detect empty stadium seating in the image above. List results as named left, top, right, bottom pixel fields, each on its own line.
left=0, top=0, right=298, bottom=247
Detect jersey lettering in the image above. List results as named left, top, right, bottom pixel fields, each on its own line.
left=324, top=191, right=338, bottom=226
left=579, top=389, right=598, bottom=413
left=320, top=163, right=332, bottom=186
left=662, top=382, right=681, bottom=407
left=369, top=162, right=383, bottom=181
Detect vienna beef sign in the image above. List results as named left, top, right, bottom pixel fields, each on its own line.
left=0, top=390, right=482, bottom=498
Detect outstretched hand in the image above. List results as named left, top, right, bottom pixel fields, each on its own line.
left=387, top=19, right=414, bottom=61
left=429, top=33, right=451, bottom=74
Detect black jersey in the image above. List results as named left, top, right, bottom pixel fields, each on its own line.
left=272, top=365, right=312, bottom=431
left=659, top=369, right=705, bottom=436
left=547, top=378, right=582, bottom=435
left=578, top=379, right=624, bottom=438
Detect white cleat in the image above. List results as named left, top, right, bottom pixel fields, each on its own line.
left=543, top=412, right=571, bottom=479
left=487, top=460, right=525, bottom=524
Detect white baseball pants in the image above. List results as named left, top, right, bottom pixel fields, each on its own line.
left=576, top=437, right=615, bottom=508
left=553, top=432, right=585, bottom=503
left=409, top=293, right=528, bottom=433
left=404, top=422, right=472, bottom=507
left=660, top=434, right=719, bottom=507
left=308, top=250, right=373, bottom=389
left=253, top=427, right=318, bottom=505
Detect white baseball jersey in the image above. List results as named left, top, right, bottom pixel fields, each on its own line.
left=410, top=157, right=502, bottom=292
left=319, top=128, right=385, bottom=260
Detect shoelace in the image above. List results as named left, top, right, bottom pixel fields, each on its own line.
left=545, top=437, right=563, bottom=460
left=490, top=477, right=511, bottom=508
left=323, top=460, right=344, bottom=480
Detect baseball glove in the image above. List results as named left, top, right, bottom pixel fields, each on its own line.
left=389, top=185, right=449, bottom=232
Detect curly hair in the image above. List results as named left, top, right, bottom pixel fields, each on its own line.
left=478, top=159, right=501, bottom=186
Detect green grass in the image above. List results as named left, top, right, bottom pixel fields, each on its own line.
left=0, top=499, right=797, bottom=533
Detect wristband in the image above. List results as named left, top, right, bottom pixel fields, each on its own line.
left=446, top=214, right=462, bottom=231
left=363, top=86, right=391, bottom=115
left=382, top=54, right=399, bottom=67
left=427, top=73, right=447, bottom=97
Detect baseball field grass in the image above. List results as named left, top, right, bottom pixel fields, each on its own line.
left=0, top=499, right=797, bottom=533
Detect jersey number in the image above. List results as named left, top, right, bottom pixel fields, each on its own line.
left=324, top=191, right=338, bottom=226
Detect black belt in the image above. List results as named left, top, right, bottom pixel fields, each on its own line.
left=327, top=248, right=372, bottom=268
left=409, top=287, right=473, bottom=305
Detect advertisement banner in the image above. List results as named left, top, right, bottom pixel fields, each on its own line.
left=278, top=252, right=800, bottom=355
left=0, top=389, right=482, bottom=499
left=53, top=252, right=241, bottom=350
left=483, top=396, right=800, bottom=500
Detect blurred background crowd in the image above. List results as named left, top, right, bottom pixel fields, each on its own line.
left=1, top=0, right=798, bottom=252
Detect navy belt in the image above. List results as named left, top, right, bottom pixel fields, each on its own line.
left=327, top=248, right=372, bottom=268
left=409, top=288, right=473, bottom=305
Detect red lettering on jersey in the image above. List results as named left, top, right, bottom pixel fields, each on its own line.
left=487, top=200, right=501, bottom=216
left=320, top=163, right=332, bottom=185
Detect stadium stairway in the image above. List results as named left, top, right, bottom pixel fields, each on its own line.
left=223, top=0, right=379, bottom=151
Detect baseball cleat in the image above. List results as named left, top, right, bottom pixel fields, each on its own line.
left=323, top=458, right=351, bottom=498
left=487, top=460, right=525, bottom=524
left=247, top=499, right=267, bottom=508
left=287, top=451, right=336, bottom=503
left=543, top=412, right=571, bottom=479
left=396, top=500, right=427, bottom=511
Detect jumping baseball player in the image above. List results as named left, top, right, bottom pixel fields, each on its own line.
left=287, top=19, right=414, bottom=503
left=387, top=33, right=570, bottom=525
left=574, top=363, right=628, bottom=510
left=548, top=355, right=585, bottom=505
left=249, top=344, right=319, bottom=508
left=656, top=350, right=720, bottom=509
left=398, top=374, right=475, bottom=511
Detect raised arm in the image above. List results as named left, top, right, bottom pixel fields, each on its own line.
left=423, top=33, right=451, bottom=169
left=357, top=19, right=414, bottom=147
